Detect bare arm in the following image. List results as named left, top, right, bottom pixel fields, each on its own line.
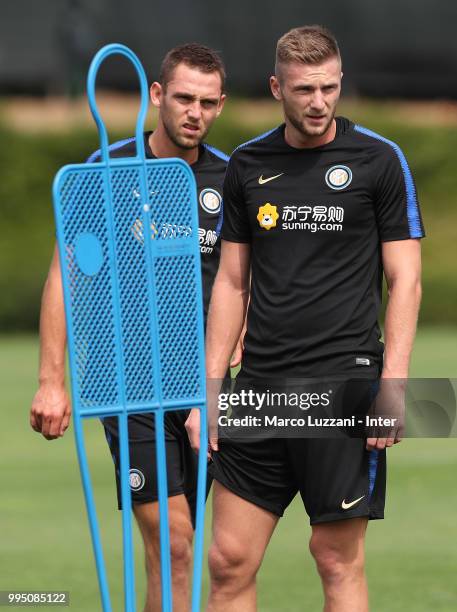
left=229, top=313, right=247, bottom=368
left=366, top=238, right=422, bottom=450
left=185, top=240, right=251, bottom=450
left=229, top=272, right=250, bottom=368
left=381, top=239, right=422, bottom=379
left=206, top=241, right=251, bottom=377
left=30, top=244, right=71, bottom=440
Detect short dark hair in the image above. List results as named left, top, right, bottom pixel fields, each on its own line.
left=159, top=43, right=226, bottom=92
left=276, top=25, right=340, bottom=71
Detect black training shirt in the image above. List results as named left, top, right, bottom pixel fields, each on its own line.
left=87, top=131, right=228, bottom=319
left=221, top=117, right=425, bottom=377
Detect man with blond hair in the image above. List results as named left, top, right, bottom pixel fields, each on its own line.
left=186, top=25, right=424, bottom=611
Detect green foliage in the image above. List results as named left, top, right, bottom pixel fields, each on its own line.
left=0, top=126, right=100, bottom=330
left=1, top=109, right=456, bottom=330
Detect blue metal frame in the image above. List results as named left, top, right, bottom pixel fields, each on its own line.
left=52, top=43, right=207, bottom=612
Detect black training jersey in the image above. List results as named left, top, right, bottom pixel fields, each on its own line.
left=87, top=132, right=228, bottom=319
left=221, top=117, right=425, bottom=377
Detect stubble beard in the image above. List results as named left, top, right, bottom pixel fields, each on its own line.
left=287, top=105, right=336, bottom=139
left=163, top=115, right=210, bottom=151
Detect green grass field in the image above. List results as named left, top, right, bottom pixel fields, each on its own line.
left=1, top=330, right=456, bottom=611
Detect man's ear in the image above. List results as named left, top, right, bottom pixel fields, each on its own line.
left=270, top=75, right=282, bottom=101
left=150, top=82, right=162, bottom=109
left=216, top=93, right=227, bottom=117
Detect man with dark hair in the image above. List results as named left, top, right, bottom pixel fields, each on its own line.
left=160, top=42, right=226, bottom=91
left=30, top=43, right=229, bottom=612
left=187, top=25, right=424, bottom=611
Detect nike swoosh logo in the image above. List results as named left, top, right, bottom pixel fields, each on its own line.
left=258, top=173, right=284, bottom=185
left=341, top=495, right=365, bottom=510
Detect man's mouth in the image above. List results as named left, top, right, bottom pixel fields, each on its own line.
left=182, top=123, right=200, bottom=134
left=306, top=115, right=326, bottom=122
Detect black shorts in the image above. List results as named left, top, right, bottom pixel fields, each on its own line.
left=211, top=437, right=386, bottom=523
left=102, top=410, right=210, bottom=528
left=210, top=374, right=386, bottom=523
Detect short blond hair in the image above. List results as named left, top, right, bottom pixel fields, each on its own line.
left=276, top=25, right=340, bottom=73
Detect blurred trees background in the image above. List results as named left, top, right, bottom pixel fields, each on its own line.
left=1, top=0, right=456, bottom=331
left=1, top=97, right=456, bottom=331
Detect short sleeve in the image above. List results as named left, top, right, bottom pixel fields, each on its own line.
left=220, top=156, right=251, bottom=243
left=374, top=145, right=425, bottom=241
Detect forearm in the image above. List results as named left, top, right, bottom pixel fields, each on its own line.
left=382, top=278, right=422, bottom=378
left=206, top=274, right=249, bottom=378
left=38, top=247, right=67, bottom=386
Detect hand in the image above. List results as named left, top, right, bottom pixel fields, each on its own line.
left=230, top=327, right=246, bottom=368
left=207, top=378, right=223, bottom=453
left=185, top=408, right=202, bottom=451
left=186, top=376, right=223, bottom=456
left=30, top=383, right=71, bottom=440
left=366, top=378, right=405, bottom=451
left=185, top=408, right=213, bottom=459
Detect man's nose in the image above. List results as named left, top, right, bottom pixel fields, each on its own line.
left=188, top=101, right=202, bottom=120
left=310, top=90, right=325, bottom=110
